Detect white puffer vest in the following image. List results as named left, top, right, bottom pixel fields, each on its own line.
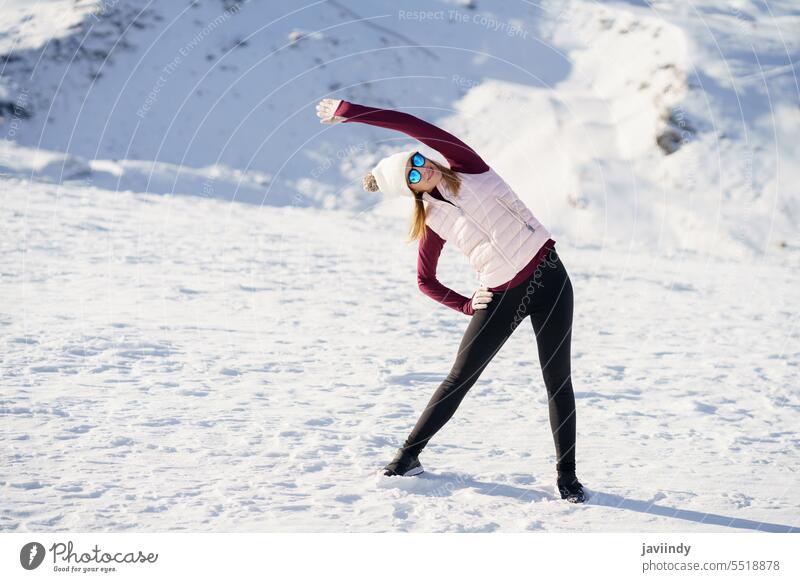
left=421, top=167, right=553, bottom=288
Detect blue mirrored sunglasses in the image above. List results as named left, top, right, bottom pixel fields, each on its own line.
left=407, top=152, right=426, bottom=185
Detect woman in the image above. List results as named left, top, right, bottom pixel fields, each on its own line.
left=316, top=98, right=585, bottom=503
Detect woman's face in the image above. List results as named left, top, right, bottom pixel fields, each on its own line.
left=405, top=154, right=442, bottom=193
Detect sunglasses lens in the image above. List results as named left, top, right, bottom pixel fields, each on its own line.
left=412, top=153, right=425, bottom=167
left=408, top=169, right=422, bottom=184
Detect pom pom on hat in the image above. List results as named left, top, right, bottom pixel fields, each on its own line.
left=362, top=173, right=379, bottom=192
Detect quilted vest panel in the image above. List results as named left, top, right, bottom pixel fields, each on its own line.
left=422, top=167, right=553, bottom=288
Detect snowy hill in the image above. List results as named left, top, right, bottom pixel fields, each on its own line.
left=1, top=0, right=797, bottom=260
left=1, top=1, right=798, bottom=532
left=2, top=175, right=798, bottom=532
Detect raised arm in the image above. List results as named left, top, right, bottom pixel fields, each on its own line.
left=334, top=100, right=489, bottom=174
left=417, top=225, right=475, bottom=315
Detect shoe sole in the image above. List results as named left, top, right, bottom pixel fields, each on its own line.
left=558, top=487, right=586, bottom=503
left=381, top=464, right=424, bottom=477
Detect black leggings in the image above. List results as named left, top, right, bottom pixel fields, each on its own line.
left=401, top=247, right=577, bottom=475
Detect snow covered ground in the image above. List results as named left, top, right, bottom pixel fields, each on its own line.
left=2, top=177, right=797, bottom=532
left=1, top=0, right=798, bottom=532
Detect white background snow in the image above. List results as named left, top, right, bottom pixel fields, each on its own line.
left=1, top=0, right=798, bottom=532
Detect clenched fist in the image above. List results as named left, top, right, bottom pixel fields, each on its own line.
left=471, top=287, right=494, bottom=310
left=316, top=98, right=345, bottom=124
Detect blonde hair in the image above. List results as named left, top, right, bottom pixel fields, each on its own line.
left=407, top=159, right=461, bottom=242
left=361, top=159, right=462, bottom=243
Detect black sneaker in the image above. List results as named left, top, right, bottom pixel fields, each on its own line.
left=557, top=473, right=586, bottom=503
left=382, top=448, right=424, bottom=477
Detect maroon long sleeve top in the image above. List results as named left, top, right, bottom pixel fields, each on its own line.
left=334, top=100, right=556, bottom=316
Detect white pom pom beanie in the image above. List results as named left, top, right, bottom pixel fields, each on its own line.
left=371, top=149, right=418, bottom=198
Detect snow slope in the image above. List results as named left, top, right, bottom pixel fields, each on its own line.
left=0, top=0, right=797, bottom=259
left=1, top=0, right=798, bottom=532
left=1, top=177, right=797, bottom=532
